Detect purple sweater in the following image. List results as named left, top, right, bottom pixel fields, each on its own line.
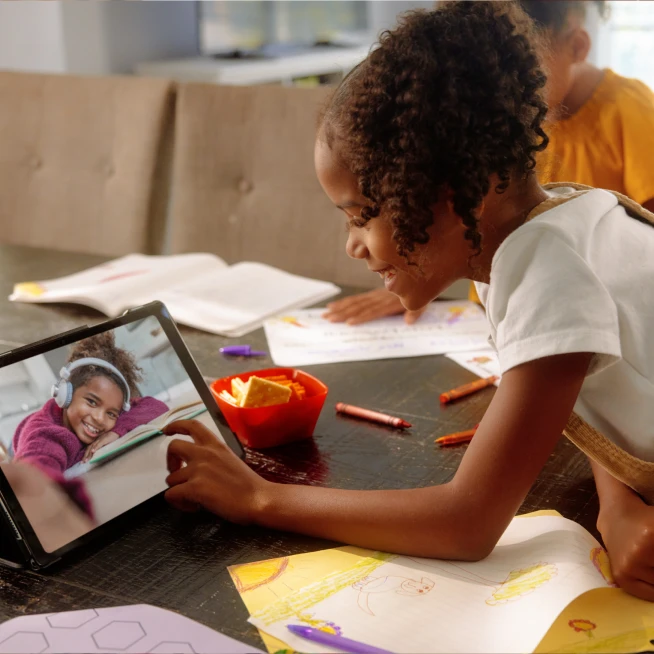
left=12, top=397, right=168, bottom=519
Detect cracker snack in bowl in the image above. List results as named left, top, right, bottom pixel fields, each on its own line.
left=211, top=368, right=328, bottom=448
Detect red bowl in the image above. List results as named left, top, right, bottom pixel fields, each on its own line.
left=210, top=367, right=328, bottom=449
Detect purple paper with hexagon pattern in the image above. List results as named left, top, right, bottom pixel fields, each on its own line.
left=0, top=604, right=264, bottom=654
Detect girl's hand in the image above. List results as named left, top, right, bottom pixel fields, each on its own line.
left=598, top=489, right=654, bottom=601
left=162, top=420, right=271, bottom=524
left=322, top=289, right=427, bottom=325
left=83, top=430, right=119, bottom=462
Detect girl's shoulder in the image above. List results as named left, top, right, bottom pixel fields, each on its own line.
left=23, top=398, right=63, bottom=426
left=600, top=69, right=654, bottom=112
left=494, top=188, right=621, bottom=262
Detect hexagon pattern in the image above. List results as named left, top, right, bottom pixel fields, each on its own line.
left=47, top=609, right=99, bottom=629
left=92, top=620, right=146, bottom=651
left=0, top=631, right=48, bottom=653
left=150, top=641, right=197, bottom=653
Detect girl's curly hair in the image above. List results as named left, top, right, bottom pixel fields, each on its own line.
left=319, top=1, right=549, bottom=259
left=67, top=331, right=143, bottom=400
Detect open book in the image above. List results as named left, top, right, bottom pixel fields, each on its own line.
left=9, top=253, right=340, bottom=337
left=230, top=513, right=648, bottom=654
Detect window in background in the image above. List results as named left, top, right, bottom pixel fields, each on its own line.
left=607, top=1, right=654, bottom=90
left=199, top=1, right=369, bottom=57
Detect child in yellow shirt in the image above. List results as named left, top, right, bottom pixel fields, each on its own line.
left=324, top=0, right=654, bottom=320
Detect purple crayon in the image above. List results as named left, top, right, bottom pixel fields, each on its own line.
left=219, top=345, right=267, bottom=357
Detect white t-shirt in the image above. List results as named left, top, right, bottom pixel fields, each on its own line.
left=474, top=187, right=654, bottom=461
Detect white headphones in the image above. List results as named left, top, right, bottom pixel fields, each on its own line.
left=51, top=357, right=131, bottom=412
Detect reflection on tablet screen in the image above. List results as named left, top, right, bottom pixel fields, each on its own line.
left=0, top=315, right=221, bottom=553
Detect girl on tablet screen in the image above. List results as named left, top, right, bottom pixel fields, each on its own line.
left=12, top=332, right=167, bottom=517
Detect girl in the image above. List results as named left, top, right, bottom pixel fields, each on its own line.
left=324, top=0, right=654, bottom=322
left=13, top=332, right=168, bottom=517
left=162, top=2, right=654, bottom=602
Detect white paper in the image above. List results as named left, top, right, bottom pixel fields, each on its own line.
left=445, top=348, right=501, bottom=384
left=249, top=515, right=614, bottom=654
left=9, top=256, right=339, bottom=337
left=158, top=262, right=339, bottom=337
left=9, top=253, right=224, bottom=317
left=263, top=301, right=490, bottom=365
left=0, top=604, right=264, bottom=654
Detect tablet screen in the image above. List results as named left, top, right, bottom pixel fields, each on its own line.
left=0, top=314, right=225, bottom=554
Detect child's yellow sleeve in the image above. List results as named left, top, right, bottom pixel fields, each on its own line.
left=618, top=80, right=654, bottom=206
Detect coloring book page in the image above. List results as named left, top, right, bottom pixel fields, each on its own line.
left=0, top=604, right=263, bottom=654
left=263, top=301, right=490, bottom=366
left=534, top=587, right=654, bottom=653
left=247, top=515, right=615, bottom=654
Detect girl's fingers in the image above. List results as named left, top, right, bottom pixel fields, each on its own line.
left=163, top=420, right=217, bottom=446
left=164, top=485, right=201, bottom=513
left=83, top=444, right=97, bottom=462
left=346, top=304, right=400, bottom=325
left=166, top=438, right=202, bottom=471
left=404, top=307, right=427, bottom=324
left=323, top=290, right=396, bottom=321
left=619, top=576, right=654, bottom=602
left=631, top=565, right=654, bottom=586
left=166, top=465, right=191, bottom=487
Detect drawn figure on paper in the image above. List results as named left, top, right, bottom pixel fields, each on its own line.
left=404, top=557, right=556, bottom=606
left=352, top=576, right=435, bottom=616
left=569, top=619, right=597, bottom=639
left=590, top=547, right=617, bottom=587
left=486, top=563, right=558, bottom=605
left=252, top=553, right=396, bottom=626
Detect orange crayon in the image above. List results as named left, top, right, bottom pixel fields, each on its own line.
left=335, top=402, right=411, bottom=429
left=435, top=424, right=479, bottom=446
left=439, top=376, right=498, bottom=404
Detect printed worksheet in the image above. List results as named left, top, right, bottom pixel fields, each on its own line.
left=445, top=348, right=501, bottom=384
left=263, top=301, right=490, bottom=365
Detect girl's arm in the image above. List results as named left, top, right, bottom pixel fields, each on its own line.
left=592, top=460, right=654, bottom=600
left=82, top=397, right=169, bottom=463
left=13, top=431, right=94, bottom=518
left=164, top=351, right=591, bottom=561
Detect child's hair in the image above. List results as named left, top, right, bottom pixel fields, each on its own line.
left=319, top=1, right=548, bottom=259
left=67, top=331, right=142, bottom=399
left=520, top=1, right=608, bottom=34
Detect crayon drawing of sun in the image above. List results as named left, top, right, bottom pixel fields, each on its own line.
left=590, top=547, right=617, bottom=586
left=280, top=316, right=306, bottom=328
left=486, top=562, right=557, bottom=605
left=230, top=557, right=316, bottom=601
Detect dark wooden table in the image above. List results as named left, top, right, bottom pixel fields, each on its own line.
left=0, top=245, right=598, bottom=647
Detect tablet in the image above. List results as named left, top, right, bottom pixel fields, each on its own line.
left=0, top=301, right=243, bottom=570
